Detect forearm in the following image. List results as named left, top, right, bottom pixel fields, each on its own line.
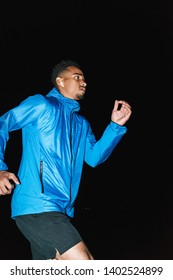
left=0, top=132, right=9, bottom=171
left=85, top=122, right=127, bottom=167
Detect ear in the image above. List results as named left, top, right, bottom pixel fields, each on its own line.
left=56, top=77, right=64, bottom=87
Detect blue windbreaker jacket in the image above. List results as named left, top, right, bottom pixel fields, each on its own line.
left=0, top=87, right=127, bottom=218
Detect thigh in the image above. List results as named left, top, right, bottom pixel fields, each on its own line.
left=15, top=211, right=83, bottom=260
left=56, top=241, right=94, bottom=260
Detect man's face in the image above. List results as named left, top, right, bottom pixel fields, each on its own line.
left=56, top=66, right=87, bottom=100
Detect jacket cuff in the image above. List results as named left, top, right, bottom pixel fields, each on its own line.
left=110, top=121, right=127, bottom=133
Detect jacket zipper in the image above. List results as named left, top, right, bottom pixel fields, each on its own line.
left=40, top=160, right=44, bottom=193
left=65, top=110, right=74, bottom=214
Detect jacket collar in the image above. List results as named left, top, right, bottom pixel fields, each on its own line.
left=46, top=87, right=80, bottom=112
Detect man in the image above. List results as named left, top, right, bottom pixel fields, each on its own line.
left=0, top=59, right=132, bottom=260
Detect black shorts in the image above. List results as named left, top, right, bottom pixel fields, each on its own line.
left=15, top=211, right=82, bottom=260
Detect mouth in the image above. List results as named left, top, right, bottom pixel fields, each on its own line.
left=80, top=87, right=86, bottom=94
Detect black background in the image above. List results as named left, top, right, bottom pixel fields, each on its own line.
left=0, top=0, right=172, bottom=259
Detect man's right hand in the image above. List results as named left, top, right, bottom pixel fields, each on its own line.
left=0, top=171, right=20, bottom=196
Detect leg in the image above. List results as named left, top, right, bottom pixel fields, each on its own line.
left=55, top=241, right=94, bottom=260
left=15, top=212, right=94, bottom=260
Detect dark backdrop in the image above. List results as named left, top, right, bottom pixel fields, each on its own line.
left=0, top=0, right=172, bottom=259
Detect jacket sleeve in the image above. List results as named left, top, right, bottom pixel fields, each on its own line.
left=84, top=121, right=127, bottom=167
left=0, top=94, right=47, bottom=170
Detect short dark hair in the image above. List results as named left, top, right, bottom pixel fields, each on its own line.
left=51, top=59, right=81, bottom=87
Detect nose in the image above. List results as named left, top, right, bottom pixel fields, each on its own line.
left=81, top=81, right=87, bottom=87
